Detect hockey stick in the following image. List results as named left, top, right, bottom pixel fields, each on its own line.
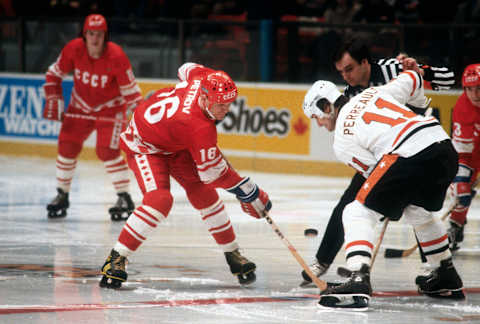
left=264, top=213, right=327, bottom=291
left=370, top=219, right=389, bottom=267
left=64, top=113, right=128, bottom=124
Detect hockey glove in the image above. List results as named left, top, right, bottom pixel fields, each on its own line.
left=43, top=97, right=64, bottom=121
left=451, top=164, right=474, bottom=208
left=43, top=83, right=64, bottom=121
left=227, top=177, right=272, bottom=219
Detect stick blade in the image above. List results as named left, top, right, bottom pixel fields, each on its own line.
left=384, top=248, right=405, bottom=258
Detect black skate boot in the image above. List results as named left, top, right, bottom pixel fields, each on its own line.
left=300, top=260, right=330, bottom=287
left=447, top=221, right=464, bottom=252
left=109, top=192, right=134, bottom=221
left=416, top=258, right=465, bottom=299
left=47, top=188, right=69, bottom=218
left=224, top=249, right=256, bottom=285
left=318, top=264, right=372, bottom=311
left=99, top=249, right=128, bottom=289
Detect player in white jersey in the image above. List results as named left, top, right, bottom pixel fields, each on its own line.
left=302, top=71, right=465, bottom=310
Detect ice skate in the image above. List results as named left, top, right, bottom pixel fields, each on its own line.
left=46, top=188, right=69, bottom=218
left=447, top=221, right=464, bottom=252
left=109, top=192, right=134, bottom=221
left=318, top=264, right=372, bottom=311
left=300, top=260, right=330, bottom=287
left=99, top=249, right=128, bottom=289
left=224, top=249, right=256, bottom=285
left=416, top=258, right=465, bottom=299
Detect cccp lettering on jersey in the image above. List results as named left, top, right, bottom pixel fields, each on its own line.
left=74, top=68, right=108, bottom=88
left=183, top=79, right=201, bottom=114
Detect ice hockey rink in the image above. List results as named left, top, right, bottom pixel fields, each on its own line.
left=1, top=155, right=480, bottom=324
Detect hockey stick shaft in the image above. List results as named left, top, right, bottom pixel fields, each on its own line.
left=370, top=219, right=389, bottom=267
left=264, top=213, right=327, bottom=291
left=64, top=113, right=128, bottom=124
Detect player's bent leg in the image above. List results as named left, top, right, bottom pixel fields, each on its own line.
left=318, top=201, right=377, bottom=310
left=99, top=190, right=172, bottom=289
left=185, top=182, right=256, bottom=285
left=404, top=205, right=465, bottom=299
left=47, top=141, right=82, bottom=218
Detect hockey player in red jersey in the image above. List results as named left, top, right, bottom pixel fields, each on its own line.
left=99, top=63, right=272, bottom=288
left=302, top=71, right=464, bottom=310
left=43, top=14, right=143, bottom=221
left=448, top=63, right=480, bottom=251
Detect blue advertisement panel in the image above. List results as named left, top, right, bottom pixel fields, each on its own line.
left=0, top=74, right=73, bottom=142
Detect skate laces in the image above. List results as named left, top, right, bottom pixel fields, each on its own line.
left=310, top=260, right=329, bottom=277
left=230, top=249, right=249, bottom=265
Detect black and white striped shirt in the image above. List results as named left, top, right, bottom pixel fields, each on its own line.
left=344, top=58, right=455, bottom=99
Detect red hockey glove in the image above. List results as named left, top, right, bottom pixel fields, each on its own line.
left=43, top=83, right=64, bottom=121
left=43, top=97, right=64, bottom=121
left=227, top=177, right=272, bottom=219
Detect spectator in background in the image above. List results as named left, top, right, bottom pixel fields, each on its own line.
left=353, top=0, right=395, bottom=23
left=394, top=0, right=420, bottom=23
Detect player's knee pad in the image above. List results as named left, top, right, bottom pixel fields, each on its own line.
left=58, top=141, right=83, bottom=159
left=184, top=183, right=219, bottom=209
left=96, top=146, right=121, bottom=162
left=402, top=204, right=434, bottom=227
left=343, top=201, right=379, bottom=246
left=142, top=189, right=173, bottom=217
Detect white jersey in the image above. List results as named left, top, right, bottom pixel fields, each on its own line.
left=333, top=71, right=450, bottom=178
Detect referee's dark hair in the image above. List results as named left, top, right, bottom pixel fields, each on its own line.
left=333, top=37, right=372, bottom=65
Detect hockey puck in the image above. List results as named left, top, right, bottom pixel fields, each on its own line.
left=304, top=228, right=318, bottom=237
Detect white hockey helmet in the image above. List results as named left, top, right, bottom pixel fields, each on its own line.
left=302, top=81, right=342, bottom=118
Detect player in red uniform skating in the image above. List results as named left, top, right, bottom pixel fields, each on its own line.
left=43, top=14, right=143, bottom=221
left=99, top=63, right=272, bottom=288
left=448, top=63, right=480, bottom=251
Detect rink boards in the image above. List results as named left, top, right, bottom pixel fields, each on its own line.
left=0, top=73, right=462, bottom=176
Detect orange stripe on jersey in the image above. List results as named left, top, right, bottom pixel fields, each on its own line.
left=345, top=240, right=374, bottom=250
left=392, top=119, right=421, bottom=147
left=419, top=234, right=448, bottom=247
left=356, top=154, right=399, bottom=204
left=401, top=71, right=417, bottom=96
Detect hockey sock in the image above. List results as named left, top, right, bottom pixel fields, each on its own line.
left=115, top=205, right=166, bottom=256
left=200, top=199, right=239, bottom=252
left=104, top=156, right=130, bottom=193
left=56, top=155, right=77, bottom=192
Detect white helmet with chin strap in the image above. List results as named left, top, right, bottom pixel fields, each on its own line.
left=302, top=81, right=342, bottom=118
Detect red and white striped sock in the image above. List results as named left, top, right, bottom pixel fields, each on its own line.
left=114, top=205, right=166, bottom=256
left=200, top=199, right=238, bottom=252
left=56, top=155, right=76, bottom=192
left=104, top=156, right=130, bottom=193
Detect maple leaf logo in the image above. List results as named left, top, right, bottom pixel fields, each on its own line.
left=293, top=117, right=308, bottom=135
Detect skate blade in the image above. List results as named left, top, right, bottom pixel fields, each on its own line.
left=419, top=287, right=466, bottom=300
left=318, top=294, right=370, bottom=311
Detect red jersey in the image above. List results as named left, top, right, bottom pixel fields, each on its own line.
left=120, top=63, right=242, bottom=189
left=451, top=92, right=480, bottom=169
left=45, top=38, right=142, bottom=114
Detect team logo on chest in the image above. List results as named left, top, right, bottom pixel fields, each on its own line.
left=74, top=68, right=108, bottom=88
